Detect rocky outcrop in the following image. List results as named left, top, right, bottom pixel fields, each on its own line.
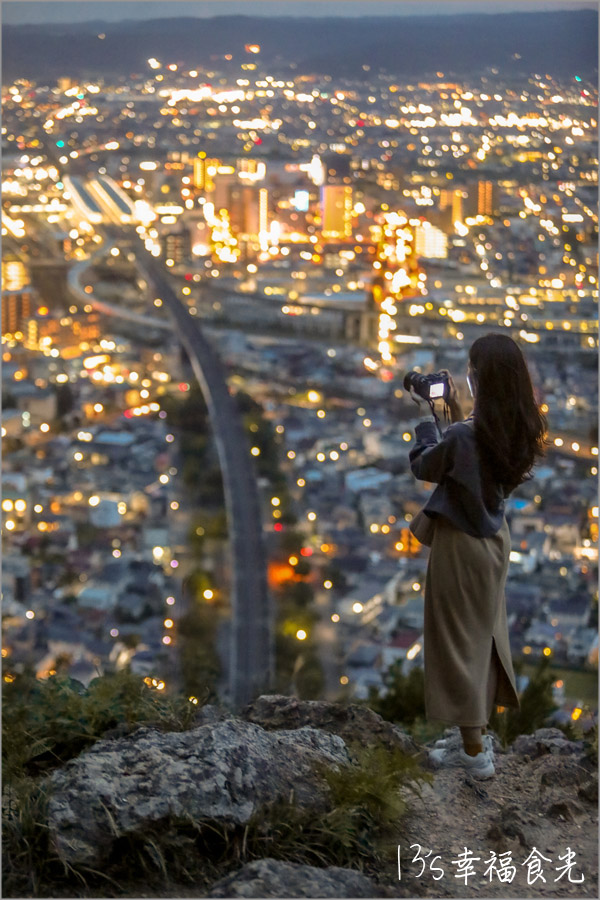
left=42, top=698, right=598, bottom=898
left=241, top=693, right=420, bottom=757
left=208, top=857, right=384, bottom=898
left=48, top=718, right=351, bottom=867
left=510, top=726, right=585, bottom=758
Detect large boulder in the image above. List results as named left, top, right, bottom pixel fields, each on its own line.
left=207, top=857, right=385, bottom=898
left=510, top=727, right=584, bottom=758
left=48, top=719, right=351, bottom=867
left=242, top=694, right=420, bottom=758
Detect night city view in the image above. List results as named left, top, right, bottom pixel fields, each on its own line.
left=1, top=2, right=599, bottom=897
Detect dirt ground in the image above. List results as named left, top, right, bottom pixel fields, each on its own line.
left=380, top=748, right=598, bottom=899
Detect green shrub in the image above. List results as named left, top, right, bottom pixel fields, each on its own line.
left=2, top=669, right=207, bottom=781
left=489, top=656, right=557, bottom=746
left=294, top=652, right=326, bottom=700
left=241, top=741, right=432, bottom=876
left=175, top=601, right=223, bottom=699
left=365, top=662, right=426, bottom=727
left=556, top=715, right=598, bottom=762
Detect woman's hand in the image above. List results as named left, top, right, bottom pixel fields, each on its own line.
left=439, top=369, right=464, bottom=422
left=439, top=369, right=457, bottom=404
left=409, top=386, right=433, bottom=417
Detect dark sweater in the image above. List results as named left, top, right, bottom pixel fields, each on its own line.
left=409, top=415, right=507, bottom=538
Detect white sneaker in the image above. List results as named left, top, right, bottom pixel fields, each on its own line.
left=435, top=733, right=493, bottom=753
left=428, top=746, right=495, bottom=780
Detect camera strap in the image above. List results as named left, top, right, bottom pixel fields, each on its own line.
left=430, top=399, right=454, bottom=438
left=425, top=399, right=445, bottom=438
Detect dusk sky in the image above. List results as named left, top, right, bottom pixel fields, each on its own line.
left=3, top=0, right=597, bottom=26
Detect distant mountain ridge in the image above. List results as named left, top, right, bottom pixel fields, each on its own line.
left=2, top=11, right=598, bottom=81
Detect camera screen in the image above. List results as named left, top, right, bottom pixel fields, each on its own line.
left=429, top=382, right=445, bottom=399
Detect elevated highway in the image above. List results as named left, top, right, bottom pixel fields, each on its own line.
left=136, top=252, right=275, bottom=710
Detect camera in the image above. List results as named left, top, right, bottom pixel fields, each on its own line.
left=403, top=370, right=450, bottom=402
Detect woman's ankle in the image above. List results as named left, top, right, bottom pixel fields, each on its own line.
left=463, top=742, right=484, bottom=757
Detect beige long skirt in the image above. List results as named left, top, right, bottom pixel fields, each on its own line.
left=423, top=514, right=521, bottom=727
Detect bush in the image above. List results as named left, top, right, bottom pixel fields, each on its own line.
left=177, top=602, right=223, bottom=698
left=242, top=742, right=432, bottom=876
left=365, top=662, right=426, bottom=727
left=2, top=669, right=206, bottom=781
left=294, top=652, right=325, bottom=700
left=489, top=656, right=557, bottom=746
left=281, top=580, right=314, bottom=607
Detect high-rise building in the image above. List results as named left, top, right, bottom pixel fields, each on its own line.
left=323, top=153, right=352, bottom=184
left=193, top=155, right=219, bottom=192
left=415, top=222, right=448, bottom=259
left=476, top=180, right=499, bottom=217
left=228, top=185, right=264, bottom=238
left=320, top=185, right=353, bottom=240
left=439, top=188, right=464, bottom=225
left=2, top=289, right=34, bottom=337
left=164, top=230, right=192, bottom=264
left=2, top=256, right=29, bottom=292
left=237, top=159, right=266, bottom=182
left=213, top=169, right=236, bottom=212
left=259, top=188, right=269, bottom=236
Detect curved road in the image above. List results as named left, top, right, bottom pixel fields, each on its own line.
left=137, top=252, right=275, bottom=711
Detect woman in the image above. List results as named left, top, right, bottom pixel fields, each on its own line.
left=408, top=333, right=547, bottom=779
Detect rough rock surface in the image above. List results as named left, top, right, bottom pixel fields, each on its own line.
left=242, top=693, right=420, bottom=757
left=207, top=857, right=384, bottom=898
left=47, top=718, right=351, bottom=866
left=510, top=727, right=585, bottom=758
left=42, top=703, right=598, bottom=899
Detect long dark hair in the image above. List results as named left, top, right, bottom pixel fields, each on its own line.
left=469, top=333, right=548, bottom=497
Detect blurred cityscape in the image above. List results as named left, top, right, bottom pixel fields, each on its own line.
left=2, top=11, right=598, bottom=725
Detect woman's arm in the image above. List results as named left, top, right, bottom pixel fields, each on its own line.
left=409, top=420, right=458, bottom=483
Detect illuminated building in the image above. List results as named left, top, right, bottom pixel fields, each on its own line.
left=237, top=159, right=266, bottom=182
left=308, top=154, right=325, bottom=186
left=2, top=289, right=34, bottom=337
left=476, top=180, right=499, bottom=217
left=192, top=154, right=219, bottom=191
left=206, top=207, right=240, bottom=263
left=320, top=185, right=353, bottom=240
left=259, top=188, right=269, bottom=241
left=439, top=188, right=464, bottom=225
left=190, top=218, right=211, bottom=257
left=229, top=185, right=264, bottom=238
left=2, top=256, right=29, bottom=292
left=370, top=212, right=425, bottom=364
left=415, top=222, right=448, bottom=259
left=213, top=168, right=237, bottom=211
left=164, top=230, right=192, bottom=264
left=25, top=311, right=102, bottom=354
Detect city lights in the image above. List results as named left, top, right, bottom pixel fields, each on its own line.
left=1, top=10, right=596, bottom=728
